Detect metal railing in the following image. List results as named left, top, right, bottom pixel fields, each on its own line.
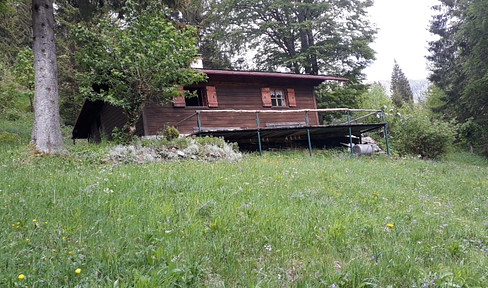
left=176, top=108, right=390, bottom=156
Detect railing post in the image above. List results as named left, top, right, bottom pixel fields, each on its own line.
left=256, top=111, right=262, bottom=156
left=196, top=111, right=201, bottom=132
left=347, top=110, right=353, bottom=154
left=381, top=111, right=391, bottom=156
left=305, top=111, right=313, bottom=157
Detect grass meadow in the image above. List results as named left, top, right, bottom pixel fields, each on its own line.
left=1, top=117, right=488, bottom=287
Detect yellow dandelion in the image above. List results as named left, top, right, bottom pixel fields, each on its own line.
left=32, top=219, right=37, bottom=222
left=12, top=224, right=15, bottom=227
left=45, top=222, right=48, bottom=224
left=75, top=268, right=81, bottom=274
left=68, top=251, right=72, bottom=254
left=52, top=249, right=56, bottom=252
left=16, top=222, right=20, bottom=225
left=26, top=238, right=30, bottom=241
left=62, top=236, right=66, bottom=240
left=18, top=274, right=25, bottom=279
left=386, top=223, right=394, bottom=227
left=9, top=243, right=13, bottom=246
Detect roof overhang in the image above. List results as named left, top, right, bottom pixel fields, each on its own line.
left=199, top=69, right=349, bottom=87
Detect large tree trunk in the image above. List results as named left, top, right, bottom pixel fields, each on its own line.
left=31, top=0, right=67, bottom=154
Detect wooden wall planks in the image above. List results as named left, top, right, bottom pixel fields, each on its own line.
left=143, top=84, right=319, bottom=135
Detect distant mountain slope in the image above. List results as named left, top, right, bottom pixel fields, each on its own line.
left=370, top=79, right=430, bottom=102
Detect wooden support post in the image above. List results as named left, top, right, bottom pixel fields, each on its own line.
left=347, top=110, right=353, bottom=154
left=256, top=111, right=262, bottom=156
left=381, top=111, right=390, bottom=156
left=305, top=111, right=312, bottom=157
left=197, top=111, right=201, bottom=132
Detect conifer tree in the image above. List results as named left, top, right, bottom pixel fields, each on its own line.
left=390, top=60, right=413, bottom=107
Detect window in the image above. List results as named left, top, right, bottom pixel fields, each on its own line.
left=185, top=88, right=206, bottom=107
left=173, top=86, right=218, bottom=108
left=270, top=89, right=286, bottom=107
left=261, top=88, right=296, bottom=107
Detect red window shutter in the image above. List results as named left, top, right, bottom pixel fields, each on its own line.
left=206, top=86, right=218, bottom=107
left=261, top=88, right=272, bottom=107
left=287, top=88, right=296, bottom=107
left=173, top=86, right=186, bottom=107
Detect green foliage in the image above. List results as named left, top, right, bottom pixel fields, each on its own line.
left=11, top=47, right=33, bottom=91
left=457, top=118, right=488, bottom=154
left=0, top=0, right=31, bottom=66
left=358, top=83, right=392, bottom=110
left=458, top=118, right=482, bottom=146
left=161, top=126, right=180, bottom=141
left=11, top=47, right=34, bottom=112
left=0, top=0, right=9, bottom=13
left=315, top=80, right=367, bottom=123
left=74, top=1, right=206, bottom=141
left=0, top=113, right=32, bottom=148
left=0, top=83, right=15, bottom=113
left=0, top=130, right=21, bottom=146
left=423, top=84, right=449, bottom=120
left=0, top=83, right=25, bottom=121
left=428, top=0, right=488, bottom=141
left=208, top=0, right=375, bottom=77
left=390, top=60, right=413, bottom=108
left=388, top=108, right=456, bottom=159
left=110, top=126, right=131, bottom=145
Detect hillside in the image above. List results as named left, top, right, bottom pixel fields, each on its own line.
left=1, top=115, right=488, bottom=287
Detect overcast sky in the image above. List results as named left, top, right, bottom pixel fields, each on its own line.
left=363, top=0, right=440, bottom=81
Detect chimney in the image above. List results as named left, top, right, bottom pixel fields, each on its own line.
left=191, top=56, right=203, bottom=69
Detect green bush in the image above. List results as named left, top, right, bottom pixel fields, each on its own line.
left=111, top=126, right=130, bottom=144
left=0, top=83, right=28, bottom=120
left=0, top=84, right=16, bottom=112
left=457, top=118, right=487, bottom=154
left=162, top=126, right=179, bottom=141
left=390, top=110, right=456, bottom=159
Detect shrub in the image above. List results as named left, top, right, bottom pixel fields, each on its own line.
left=389, top=110, right=456, bottom=159
left=162, top=126, right=179, bottom=141
left=0, top=83, right=27, bottom=121
left=458, top=118, right=485, bottom=152
left=111, top=127, right=130, bottom=144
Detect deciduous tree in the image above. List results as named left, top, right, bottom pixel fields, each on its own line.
left=207, top=0, right=375, bottom=77
left=12, top=47, right=34, bottom=112
left=74, top=1, right=206, bottom=140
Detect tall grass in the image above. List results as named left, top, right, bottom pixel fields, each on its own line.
left=2, top=115, right=488, bottom=287
left=1, top=142, right=488, bottom=287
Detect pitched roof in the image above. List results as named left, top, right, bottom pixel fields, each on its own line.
left=200, top=69, right=349, bottom=82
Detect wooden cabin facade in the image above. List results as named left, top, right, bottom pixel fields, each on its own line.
left=72, top=69, right=349, bottom=141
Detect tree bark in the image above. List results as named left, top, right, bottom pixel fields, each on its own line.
left=31, top=0, right=67, bottom=154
